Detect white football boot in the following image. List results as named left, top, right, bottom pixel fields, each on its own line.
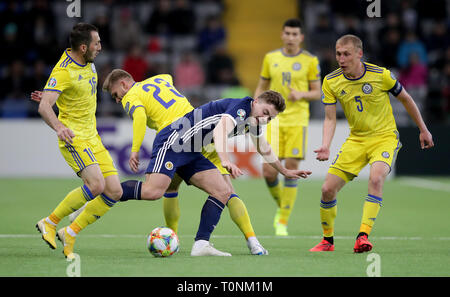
left=247, top=237, right=269, bottom=255
left=191, top=240, right=232, bottom=256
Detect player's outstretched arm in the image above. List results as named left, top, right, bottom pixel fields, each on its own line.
left=128, top=107, right=148, bottom=173
left=395, top=89, right=434, bottom=149
left=314, top=104, right=337, bottom=161
left=38, top=91, right=75, bottom=144
left=251, top=134, right=311, bottom=179
left=213, top=116, right=244, bottom=178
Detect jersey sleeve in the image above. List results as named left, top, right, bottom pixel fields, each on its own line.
left=260, top=54, right=271, bottom=80
left=308, top=56, right=321, bottom=81
left=382, top=68, right=403, bottom=96
left=44, top=67, right=71, bottom=93
left=122, top=95, right=147, bottom=152
left=321, top=77, right=336, bottom=105
left=122, top=94, right=146, bottom=118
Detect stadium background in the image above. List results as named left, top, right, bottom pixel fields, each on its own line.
left=0, top=0, right=449, bottom=178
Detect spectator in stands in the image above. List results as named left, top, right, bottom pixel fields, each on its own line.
left=122, top=44, right=150, bottom=82
left=145, top=0, right=172, bottom=36
left=174, top=51, right=205, bottom=92
left=399, top=52, right=428, bottom=89
left=206, top=46, right=235, bottom=85
left=197, top=15, right=226, bottom=55
left=397, top=31, right=427, bottom=68
left=168, top=0, right=196, bottom=36
left=93, top=8, right=112, bottom=51
left=111, top=7, right=142, bottom=51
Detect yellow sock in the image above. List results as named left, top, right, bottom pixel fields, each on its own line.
left=70, top=193, right=116, bottom=234
left=320, top=199, right=337, bottom=237
left=227, top=194, right=255, bottom=239
left=278, top=179, right=298, bottom=225
left=265, top=178, right=281, bottom=207
left=50, top=185, right=95, bottom=224
left=360, top=194, right=382, bottom=235
left=163, top=193, right=180, bottom=234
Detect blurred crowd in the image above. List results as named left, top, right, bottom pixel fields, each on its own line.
left=0, top=0, right=448, bottom=126
left=303, top=0, right=449, bottom=125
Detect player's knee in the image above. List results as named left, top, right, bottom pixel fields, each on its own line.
left=262, top=166, right=277, bottom=182
left=106, top=185, right=123, bottom=201
left=321, top=183, right=337, bottom=201
left=85, top=178, right=106, bottom=197
left=211, top=186, right=233, bottom=204
left=140, top=184, right=165, bottom=201
left=369, top=175, right=384, bottom=192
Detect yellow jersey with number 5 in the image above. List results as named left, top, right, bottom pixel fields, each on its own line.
left=121, top=74, right=193, bottom=133
left=260, top=48, right=320, bottom=127
left=44, top=49, right=99, bottom=140
left=322, top=62, right=403, bottom=136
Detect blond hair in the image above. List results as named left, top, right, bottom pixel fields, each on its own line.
left=102, top=69, right=133, bottom=92
left=336, top=34, right=363, bottom=51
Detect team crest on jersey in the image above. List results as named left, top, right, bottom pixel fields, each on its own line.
left=48, top=77, right=57, bottom=88
left=382, top=151, right=390, bottom=158
left=91, top=64, right=96, bottom=73
left=292, top=62, right=302, bottom=71
left=165, top=161, right=174, bottom=170
left=237, top=109, right=246, bottom=120
left=292, top=148, right=299, bottom=155
left=362, top=83, right=373, bottom=94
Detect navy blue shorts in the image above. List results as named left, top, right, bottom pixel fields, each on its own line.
left=146, top=126, right=216, bottom=183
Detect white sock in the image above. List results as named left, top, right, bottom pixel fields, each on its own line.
left=66, top=226, right=77, bottom=237
left=45, top=217, right=57, bottom=227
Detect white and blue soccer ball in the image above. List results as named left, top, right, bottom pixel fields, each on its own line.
left=147, top=227, right=179, bottom=257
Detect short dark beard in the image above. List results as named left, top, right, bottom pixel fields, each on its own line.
left=83, top=48, right=95, bottom=63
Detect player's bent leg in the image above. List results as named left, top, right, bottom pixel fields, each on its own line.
left=222, top=176, right=268, bottom=255
left=355, top=161, right=390, bottom=252
left=140, top=173, right=172, bottom=201
left=163, top=174, right=183, bottom=233
left=80, top=165, right=106, bottom=197
left=103, top=174, right=123, bottom=201
left=310, top=173, right=346, bottom=252
left=277, top=158, right=300, bottom=236
left=189, top=169, right=232, bottom=256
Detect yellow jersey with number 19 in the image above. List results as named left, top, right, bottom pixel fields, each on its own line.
left=322, top=62, right=403, bottom=137
left=260, top=48, right=321, bottom=127
left=44, top=49, right=98, bottom=140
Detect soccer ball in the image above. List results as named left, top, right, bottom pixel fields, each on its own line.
left=147, top=227, right=179, bottom=257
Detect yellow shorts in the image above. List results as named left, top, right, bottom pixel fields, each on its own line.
left=265, top=123, right=307, bottom=159
left=329, top=131, right=402, bottom=182
left=202, top=143, right=229, bottom=175
left=59, top=134, right=118, bottom=178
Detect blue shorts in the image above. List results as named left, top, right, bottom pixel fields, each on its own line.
left=146, top=126, right=216, bottom=183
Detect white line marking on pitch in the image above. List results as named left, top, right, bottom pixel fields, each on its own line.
left=1, top=234, right=449, bottom=241
left=397, top=177, right=450, bottom=193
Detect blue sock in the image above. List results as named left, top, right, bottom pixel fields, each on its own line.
left=195, top=196, right=225, bottom=241
left=120, top=180, right=142, bottom=201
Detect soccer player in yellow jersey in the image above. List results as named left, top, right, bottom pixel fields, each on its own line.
left=102, top=69, right=271, bottom=255
left=310, top=34, right=434, bottom=253
left=35, top=23, right=123, bottom=260
left=254, top=19, right=321, bottom=235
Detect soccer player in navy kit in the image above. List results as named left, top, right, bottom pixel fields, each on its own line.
left=121, top=90, right=312, bottom=256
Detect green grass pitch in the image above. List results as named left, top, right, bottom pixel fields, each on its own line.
left=0, top=177, right=449, bottom=277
